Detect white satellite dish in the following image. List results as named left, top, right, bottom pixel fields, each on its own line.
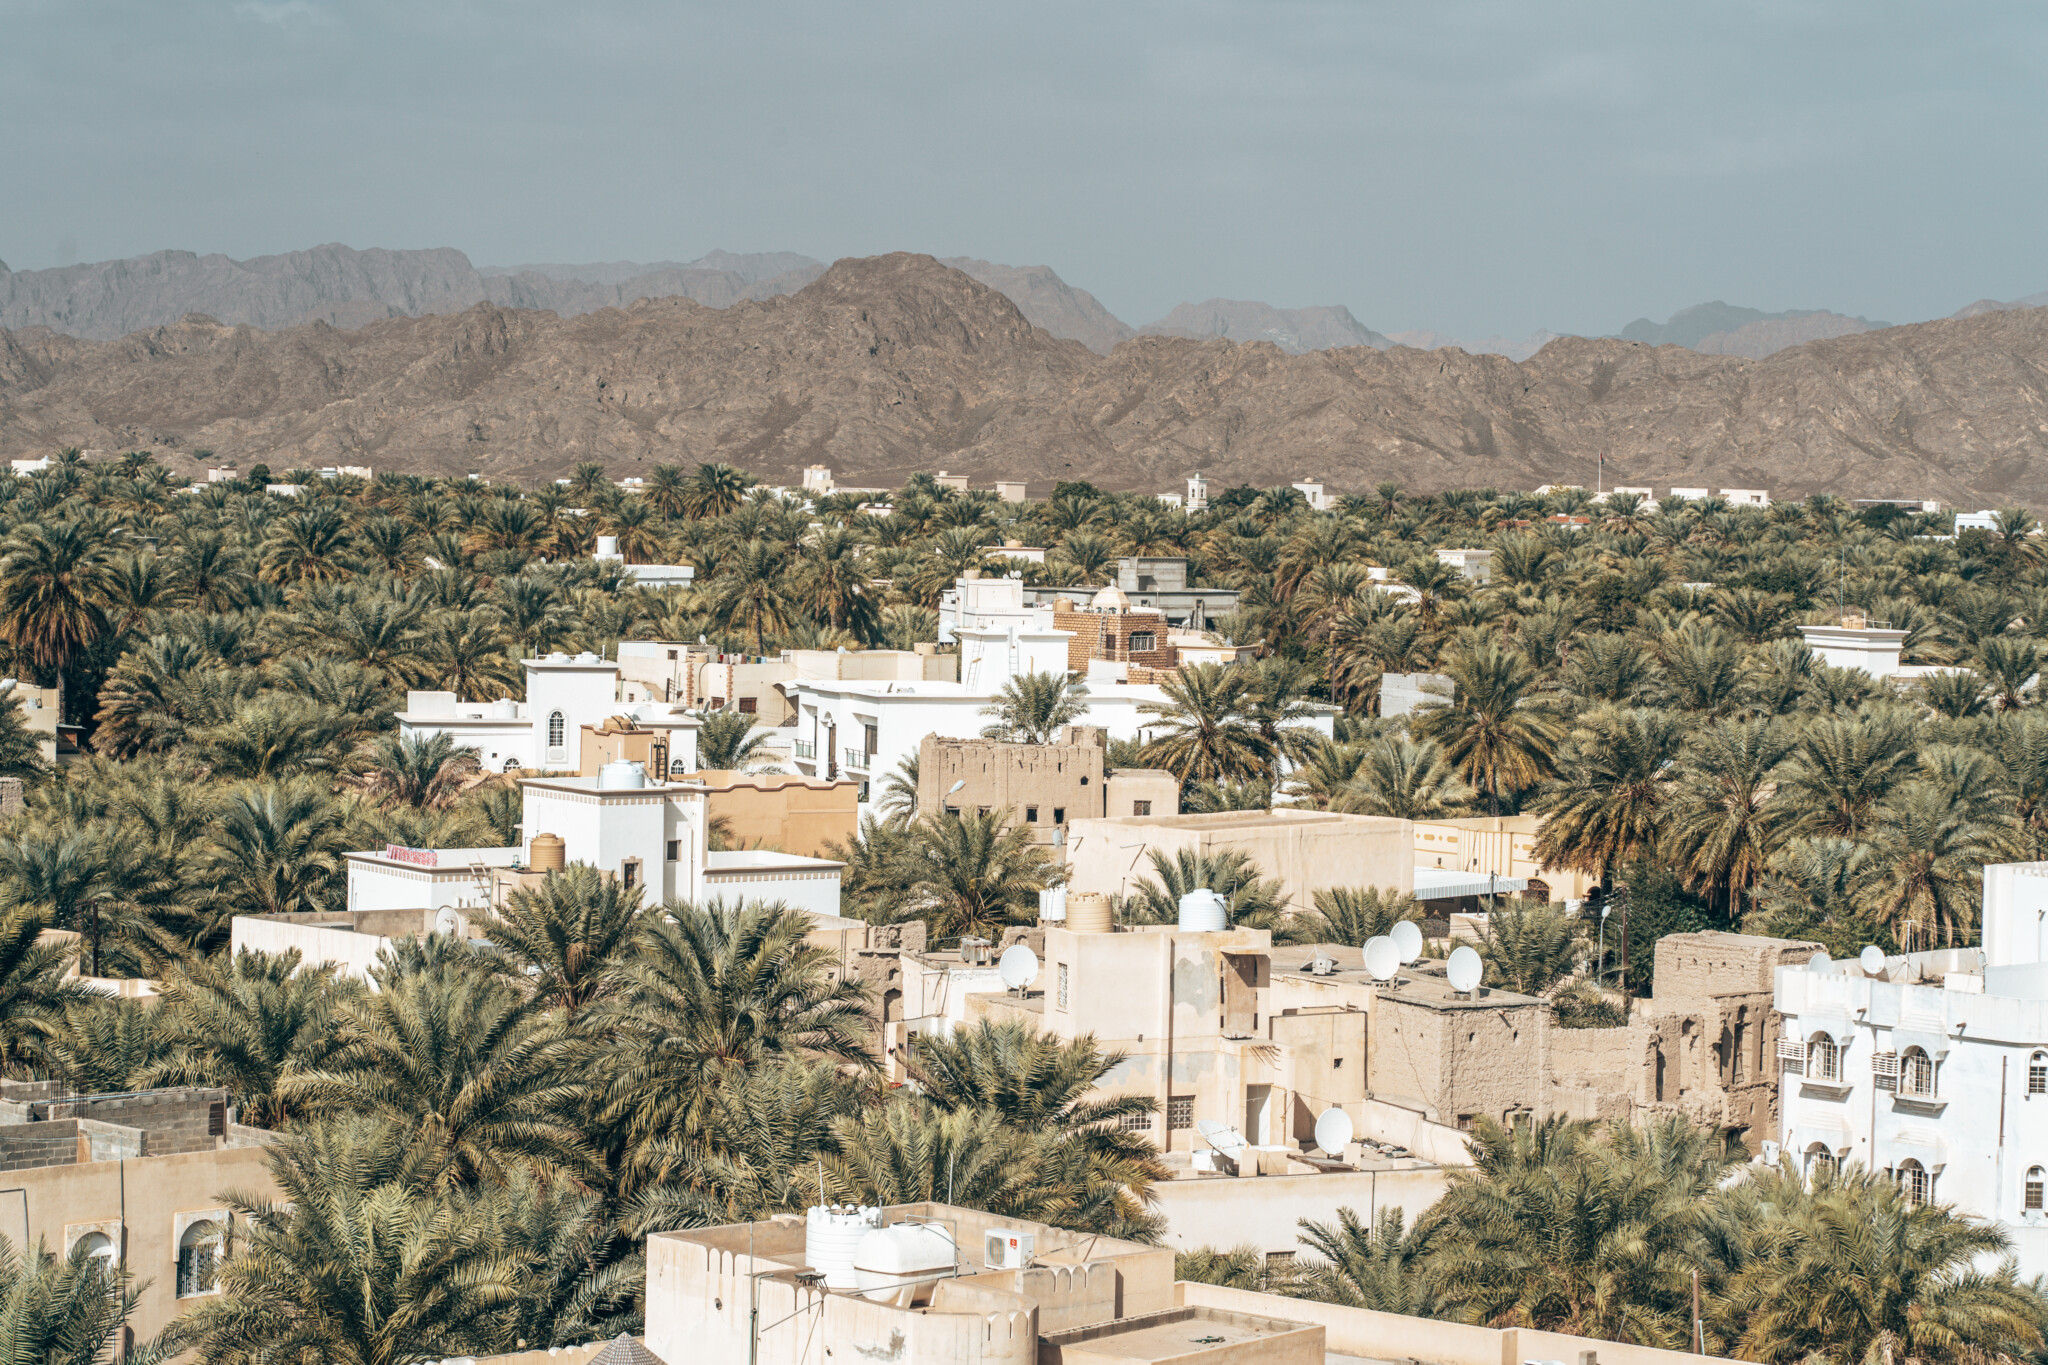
left=1195, top=1119, right=1249, bottom=1161
left=1809, top=950, right=1832, bottom=970
left=1390, top=920, right=1424, bottom=963
left=1446, top=945, right=1483, bottom=994
left=1314, top=1107, right=1354, bottom=1156
left=998, top=946, right=1039, bottom=992
left=1859, top=944, right=1886, bottom=976
left=1363, top=936, right=1400, bottom=982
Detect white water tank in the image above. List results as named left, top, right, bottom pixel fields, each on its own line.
left=575, top=650, right=601, bottom=664
left=490, top=697, right=517, bottom=719
left=853, top=1222, right=958, bottom=1304
left=1178, top=888, right=1227, bottom=932
left=1039, top=886, right=1067, bottom=923
left=596, top=760, right=646, bottom=791
left=805, top=1205, right=882, bottom=1290
left=596, top=535, right=620, bottom=557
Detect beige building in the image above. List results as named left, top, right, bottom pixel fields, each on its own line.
left=685, top=768, right=859, bottom=857
left=917, top=728, right=1179, bottom=846
left=0, top=1082, right=279, bottom=1345
left=579, top=717, right=674, bottom=778
left=3, top=680, right=61, bottom=766
left=1412, top=814, right=1598, bottom=904
left=1066, top=810, right=1414, bottom=912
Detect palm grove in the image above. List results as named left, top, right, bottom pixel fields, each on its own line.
left=0, top=450, right=2041, bottom=1362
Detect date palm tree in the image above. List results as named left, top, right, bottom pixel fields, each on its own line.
left=1294, top=1207, right=1441, bottom=1314
left=1663, top=718, right=1794, bottom=921
left=1476, top=899, right=1585, bottom=996
left=206, top=779, right=345, bottom=917
left=483, top=867, right=646, bottom=1018
left=0, top=1237, right=184, bottom=1365
left=906, top=811, right=1060, bottom=939
left=1296, top=885, right=1421, bottom=946
left=1777, top=710, right=1920, bottom=840
left=1127, top=847, right=1286, bottom=932
left=0, top=518, right=115, bottom=720
left=682, top=462, right=752, bottom=519
left=283, top=941, right=596, bottom=1188
left=597, top=899, right=874, bottom=1176
left=1530, top=707, right=1681, bottom=880
left=145, top=949, right=350, bottom=1128
left=1413, top=643, right=1565, bottom=815
left=980, top=670, right=1088, bottom=744
left=360, top=732, right=482, bottom=809
left=696, top=709, right=780, bottom=772
left=1332, top=733, right=1472, bottom=819
left=1137, top=662, right=1270, bottom=783
left=706, top=540, right=793, bottom=651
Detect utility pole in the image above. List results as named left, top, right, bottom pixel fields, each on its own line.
left=1612, top=882, right=1633, bottom=1008
left=1692, top=1267, right=1703, bottom=1354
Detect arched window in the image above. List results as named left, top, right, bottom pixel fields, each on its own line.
left=2031, top=1052, right=2047, bottom=1096
left=177, top=1221, right=221, bottom=1298
left=1896, top=1159, right=1930, bottom=1208
left=1807, top=1033, right=1841, bottom=1083
left=2028, top=1166, right=2045, bottom=1212
left=547, top=710, right=566, bottom=750
left=1804, top=1143, right=1837, bottom=1180
left=1899, top=1047, right=1936, bottom=1098
left=72, top=1231, right=115, bottom=1272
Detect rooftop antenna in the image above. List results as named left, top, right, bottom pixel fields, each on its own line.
left=1446, top=945, right=1483, bottom=997
left=997, top=945, right=1039, bottom=994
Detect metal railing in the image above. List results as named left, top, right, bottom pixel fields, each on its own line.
left=794, top=740, right=816, bottom=760
left=843, top=747, right=869, bottom=771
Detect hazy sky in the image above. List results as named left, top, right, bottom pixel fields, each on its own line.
left=4, top=1, right=2046, bottom=339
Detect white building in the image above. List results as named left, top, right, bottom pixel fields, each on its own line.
left=1667, top=487, right=1710, bottom=501
left=1795, top=619, right=1955, bottom=686
left=1291, top=479, right=1330, bottom=512
left=397, top=651, right=701, bottom=775
left=1776, top=862, right=2048, bottom=1276
left=592, top=535, right=695, bottom=588
left=1956, top=510, right=2003, bottom=534
left=1433, top=547, right=1492, bottom=584
left=1719, top=487, right=1770, bottom=507
left=1186, top=473, right=1209, bottom=512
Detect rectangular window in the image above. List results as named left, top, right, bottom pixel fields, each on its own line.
left=2031, top=1056, right=2046, bottom=1095
left=1116, top=1111, right=1153, bottom=1133
left=665, top=840, right=680, bottom=862
left=1057, top=963, right=1069, bottom=1011
left=1026, top=806, right=1039, bottom=823
left=710, top=697, right=725, bottom=710
left=2029, top=1173, right=2044, bottom=1212
left=1133, top=800, right=1152, bottom=816
left=863, top=723, right=878, bottom=755
left=738, top=696, right=758, bottom=714
left=1130, top=632, right=1156, bottom=652
left=1052, top=807, right=1066, bottom=825
left=1167, top=1096, right=1194, bottom=1130
left=622, top=861, right=640, bottom=890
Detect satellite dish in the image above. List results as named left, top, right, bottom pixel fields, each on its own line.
left=1195, top=1119, right=1249, bottom=1160
left=1446, top=945, right=1483, bottom=994
left=1859, top=944, right=1886, bottom=976
left=1390, top=920, right=1424, bottom=963
left=997, top=946, right=1040, bottom=992
left=1364, top=936, right=1400, bottom=982
left=1314, top=1107, right=1354, bottom=1156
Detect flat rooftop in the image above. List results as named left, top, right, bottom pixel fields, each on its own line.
left=1277, top=944, right=1540, bottom=1010
left=1044, top=1305, right=1321, bottom=1364
left=1083, top=811, right=1401, bottom=833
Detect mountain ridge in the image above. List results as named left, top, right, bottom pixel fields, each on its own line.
left=6, top=253, right=2048, bottom=506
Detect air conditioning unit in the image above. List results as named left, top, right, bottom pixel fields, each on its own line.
left=984, top=1228, right=1035, bottom=1270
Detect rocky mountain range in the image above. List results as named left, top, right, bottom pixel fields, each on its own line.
left=1618, top=301, right=1890, bottom=361
left=5, top=252, right=2048, bottom=505
left=1137, top=300, right=1391, bottom=354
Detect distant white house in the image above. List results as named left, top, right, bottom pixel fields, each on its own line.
left=593, top=535, right=694, bottom=588
left=1796, top=619, right=1956, bottom=686
left=396, top=651, right=701, bottom=775
left=1956, top=510, right=2003, bottom=535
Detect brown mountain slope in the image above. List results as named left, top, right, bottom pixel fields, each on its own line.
left=5, top=253, right=2048, bottom=504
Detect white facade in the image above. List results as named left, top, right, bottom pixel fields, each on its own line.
left=1187, top=473, right=1209, bottom=512
left=1667, top=486, right=1710, bottom=501
left=938, top=575, right=1055, bottom=644
left=1776, top=862, right=2048, bottom=1276
left=1796, top=622, right=1909, bottom=679
left=345, top=846, right=522, bottom=915
left=1434, top=547, right=1492, bottom=584
left=593, top=535, right=695, bottom=588
left=397, top=653, right=700, bottom=775
left=1719, top=487, right=1770, bottom=507
left=1291, top=480, right=1329, bottom=511
left=1957, top=510, right=2002, bottom=534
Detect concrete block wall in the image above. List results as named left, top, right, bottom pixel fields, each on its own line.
left=76, top=1119, right=145, bottom=1162
left=0, top=1120, right=83, bottom=1171
left=35, top=1089, right=227, bottom=1156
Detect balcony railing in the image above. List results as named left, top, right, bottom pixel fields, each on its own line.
left=843, top=747, right=870, bottom=772
left=794, top=740, right=816, bottom=760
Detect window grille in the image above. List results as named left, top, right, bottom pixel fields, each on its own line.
left=1133, top=800, right=1152, bottom=816
left=1895, top=1160, right=1930, bottom=1208
left=1131, top=632, right=1157, bottom=653
left=1899, top=1048, right=1936, bottom=1098
left=547, top=710, right=566, bottom=749
left=1807, top=1036, right=1841, bottom=1083
left=176, top=1223, right=221, bottom=1298
left=2031, top=1053, right=2047, bottom=1095
left=1777, top=1037, right=1807, bottom=1075
left=1872, top=1051, right=1900, bottom=1092
left=2028, top=1167, right=2045, bottom=1212
left=1057, top=963, right=1070, bottom=1011
left=1116, top=1111, right=1153, bottom=1133
left=1805, top=1145, right=1837, bottom=1180
left=738, top=697, right=757, bottom=714
left=1167, top=1096, right=1193, bottom=1130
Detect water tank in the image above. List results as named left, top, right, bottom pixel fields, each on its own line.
left=575, top=651, right=601, bottom=664
left=1038, top=886, right=1068, bottom=924
left=1178, top=888, right=1227, bottom=932
left=596, top=535, right=620, bottom=557
left=530, top=833, right=567, bottom=871
left=805, top=1205, right=882, bottom=1290
left=853, top=1222, right=958, bottom=1305
left=1068, top=893, right=1113, bottom=934
left=490, top=698, right=517, bottom=719
left=547, top=651, right=569, bottom=663
left=597, top=761, right=646, bottom=791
